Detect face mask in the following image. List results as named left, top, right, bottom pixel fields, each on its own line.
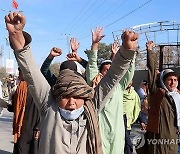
left=59, top=106, right=84, bottom=121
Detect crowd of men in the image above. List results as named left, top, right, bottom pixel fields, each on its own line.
left=0, top=11, right=179, bottom=154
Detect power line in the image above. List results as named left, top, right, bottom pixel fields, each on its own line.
left=94, top=0, right=128, bottom=26
left=1, top=8, right=11, bottom=12
left=76, top=0, right=128, bottom=38
left=105, top=0, right=152, bottom=28
left=72, top=0, right=106, bottom=36
left=79, top=0, right=152, bottom=41
left=68, top=0, right=99, bottom=34
left=63, top=0, right=91, bottom=34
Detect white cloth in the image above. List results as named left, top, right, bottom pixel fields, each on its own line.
left=137, top=88, right=147, bottom=104
left=160, top=70, right=180, bottom=131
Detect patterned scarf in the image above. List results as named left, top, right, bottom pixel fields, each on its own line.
left=52, top=69, right=94, bottom=100
left=52, top=69, right=102, bottom=154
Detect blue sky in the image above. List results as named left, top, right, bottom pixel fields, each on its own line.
left=0, top=0, right=180, bottom=70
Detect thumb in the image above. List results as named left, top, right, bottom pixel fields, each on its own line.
left=17, top=13, right=26, bottom=25
left=101, top=35, right=106, bottom=39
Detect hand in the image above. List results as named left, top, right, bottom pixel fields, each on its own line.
left=92, top=27, right=105, bottom=44
left=5, top=12, right=26, bottom=50
left=5, top=12, right=26, bottom=35
left=34, top=130, right=40, bottom=141
left=66, top=52, right=81, bottom=62
left=140, top=122, right=147, bottom=130
left=146, top=41, right=154, bottom=50
left=155, top=69, right=160, bottom=74
left=111, top=41, right=120, bottom=59
left=121, top=30, right=139, bottom=51
left=70, top=38, right=80, bottom=52
left=112, top=41, right=120, bottom=54
left=48, top=47, right=62, bottom=59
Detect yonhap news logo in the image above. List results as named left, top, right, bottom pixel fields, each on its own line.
left=133, top=134, right=145, bottom=149
left=133, top=134, right=180, bottom=150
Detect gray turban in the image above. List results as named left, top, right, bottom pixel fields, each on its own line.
left=52, top=69, right=94, bottom=101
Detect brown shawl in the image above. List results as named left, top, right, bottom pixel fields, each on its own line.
left=13, top=80, right=28, bottom=143
left=52, top=69, right=102, bottom=154
left=146, top=88, right=165, bottom=133
left=84, top=99, right=103, bottom=154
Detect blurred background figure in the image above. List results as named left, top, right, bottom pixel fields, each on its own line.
left=137, top=80, right=148, bottom=103
left=137, top=80, right=149, bottom=130
left=0, top=80, right=4, bottom=117
left=6, top=74, right=17, bottom=100
left=123, top=80, right=140, bottom=154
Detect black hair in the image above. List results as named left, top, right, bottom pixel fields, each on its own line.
left=163, top=72, right=178, bottom=82
left=60, top=60, right=77, bottom=72
left=99, top=61, right=112, bottom=72
left=142, top=80, right=148, bottom=86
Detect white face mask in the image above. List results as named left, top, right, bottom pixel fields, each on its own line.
left=59, top=106, right=84, bottom=121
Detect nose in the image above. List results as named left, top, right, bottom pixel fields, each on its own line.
left=170, top=79, right=177, bottom=87
left=68, top=97, right=76, bottom=105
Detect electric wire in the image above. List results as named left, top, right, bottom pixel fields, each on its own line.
left=68, top=0, right=99, bottom=34
left=105, top=0, right=152, bottom=28
left=71, top=0, right=106, bottom=36
left=79, top=0, right=152, bottom=40
left=76, top=0, right=128, bottom=38
left=62, top=0, right=91, bottom=34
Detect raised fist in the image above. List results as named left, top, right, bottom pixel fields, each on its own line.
left=146, top=41, right=154, bottom=51
left=5, top=12, right=26, bottom=35
left=66, top=52, right=81, bottom=62
left=121, top=30, right=139, bottom=51
left=49, top=47, right=62, bottom=59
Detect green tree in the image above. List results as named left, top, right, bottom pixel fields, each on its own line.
left=50, top=62, right=60, bottom=77
left=85, top=42, right=112, bottom=66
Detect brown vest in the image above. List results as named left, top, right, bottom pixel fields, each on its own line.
left=147, top=88, right=180, bottom=133
left=146, top=88, right=165, bottom=133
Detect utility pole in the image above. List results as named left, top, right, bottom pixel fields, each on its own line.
left=0, top=45, right=4, bottom=67
left=5, top=37, right=11, bottom=59
left=159, top=45, right=164, bottom=72
left=65, top=34, right=71, bottom=53
left=60, top=34, right=71, bottom=53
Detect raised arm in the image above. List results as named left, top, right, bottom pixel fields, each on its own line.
left=67, top=37, right=88, bottom=68
left=146, top=41, right=158, bottom=94
left=66, top=52, right=88, bottom=69
left=5, top=12, right=50, bottom=112
left=40, top=47, right=62, bottom=86
left=70, top=37, right=87, bottom=68
left=94, top=30, right=138, bottom=112
left=70, top=37, right=80, bottom=53
left=110, top=41, right=120, bottom=60
left=86, top=27, right=105, bottom=86
left=118, top=54, right=136, bottom=91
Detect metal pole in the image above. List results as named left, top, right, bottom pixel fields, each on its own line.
left=159, top=45, right=164, bottom=71
left=67, top=34, right=71, bottom=54
left=9, top=47, right=11, bottom=59
left=64, top=34, right=71, bottom=54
